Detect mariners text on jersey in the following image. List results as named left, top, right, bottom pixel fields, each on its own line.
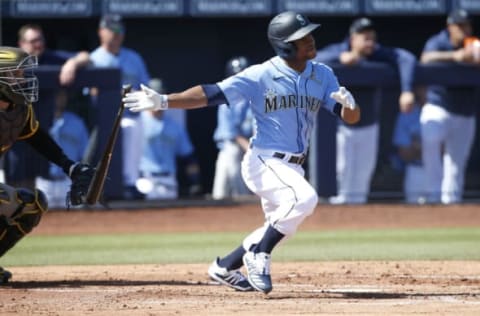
left=264, top=90, right=323, bottom=113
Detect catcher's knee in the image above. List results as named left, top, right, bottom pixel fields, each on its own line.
left=13, top=188, right=49, bottom=233
left=0, top=187, right=48, bottom=257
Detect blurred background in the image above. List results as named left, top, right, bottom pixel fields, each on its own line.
left=0, top=0, right=479, bottom=205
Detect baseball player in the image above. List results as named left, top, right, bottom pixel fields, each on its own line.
left=392, top=103, right=427, bottom=204
left=0, top=46, right=94, bottom=283
left=90, top=14, right=151, bottom=200
left=316, top=17, right=417, bottom=204
left=212, top=56, right=254, bottom=200
left=420, top=9, right=478, bottom=204
left=123, top=11, right=360, bottom=294
left=136, top=109, right=201, bottom=200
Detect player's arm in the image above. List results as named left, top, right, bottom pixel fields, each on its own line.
left=421, top=50, right=466, bottom=63
left=25, top=128, right=76, bottom=174
left=122, top=84, right=228, bottom=112
left=60, top=51, right=91, bottom=85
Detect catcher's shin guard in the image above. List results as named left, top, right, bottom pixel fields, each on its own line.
left=0, top=184, right=48, bottom=257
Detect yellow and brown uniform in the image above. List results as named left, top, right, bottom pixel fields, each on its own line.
left=0, top=103, right=39, bottom=156
left=0, top=103, right=74, bottom=258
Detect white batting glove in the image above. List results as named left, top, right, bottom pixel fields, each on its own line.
left=123, top=84, right=168, bottom=112
left=330, top=86, right=356, bottom=110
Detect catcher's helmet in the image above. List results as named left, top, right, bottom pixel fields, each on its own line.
left=267, top=11, right=320, bottom=59
left=0, top=46, right=38, bottom=104
left=225, top=56, right=250, bottom=76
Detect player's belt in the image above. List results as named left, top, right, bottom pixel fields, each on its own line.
left=272, top=152, right=306, bottom=165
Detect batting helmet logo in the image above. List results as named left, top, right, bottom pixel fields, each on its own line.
left=296, top=14, right=307, bottom=26
left=267, top=11, right=320, bottom=59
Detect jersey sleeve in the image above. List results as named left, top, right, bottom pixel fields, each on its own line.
left=423, top=32, right=443, bottom=52
left=17, top=104, right=39, bottom=140
left=217, top=67, right=256, bottom=106
left=322, top=66, right=341, bottom=113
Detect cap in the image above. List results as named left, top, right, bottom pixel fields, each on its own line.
left=349, top=17, right=375, bottom=35
left=447, top=9, right=471, bottom=25
left=99, top=14, right=125, bottom=34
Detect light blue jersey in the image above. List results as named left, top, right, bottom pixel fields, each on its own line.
left=48, top=112, right=89, bottom=179
left=217, top=56, right=339, bottom=154
left=90, top=46, right=150, bottom=89
left=392, top=105, right=422, bottom=166
left=213, top=101, right=255, bottom=150
left=139, top=112, right=193, bottom=175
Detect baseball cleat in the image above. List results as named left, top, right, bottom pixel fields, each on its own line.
left=242, top=251, right=273, bottom=294
left=0, top=267, right=12, bottom=284
left=208, top=258, right=253, bottom=292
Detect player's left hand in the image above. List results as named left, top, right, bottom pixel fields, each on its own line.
left=68, top=163, right=95, bottom=205
left=330, top=86, right=356, bottom=110
left=123, top=84, right=168, bottom=112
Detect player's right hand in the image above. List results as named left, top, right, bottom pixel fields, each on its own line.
left=123, top=84, right=168, bottom=112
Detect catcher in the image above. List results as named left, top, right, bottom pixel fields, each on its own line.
left=0, top=46, right=94, bottom=283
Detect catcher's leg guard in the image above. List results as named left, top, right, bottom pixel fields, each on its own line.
left=0, top=183, right=48, bottom=257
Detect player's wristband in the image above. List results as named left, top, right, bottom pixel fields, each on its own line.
left=333, top=103, right=342, bottom=117
left=158, top=94, right=169, bottom=110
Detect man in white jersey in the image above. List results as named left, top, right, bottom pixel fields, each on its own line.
left=122, top=11, right=360, bottom=294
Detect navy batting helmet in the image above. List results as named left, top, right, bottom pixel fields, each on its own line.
left=267, top=11, right=320, bottom=59
left=225, top=56, right=250, bottom=76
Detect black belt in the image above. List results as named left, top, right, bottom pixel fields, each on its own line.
left=273, top=152, right=306, bottom=165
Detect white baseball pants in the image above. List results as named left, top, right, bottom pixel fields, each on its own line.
left=404, top=164, right=428, bottom=204
left=333, top=123, right=379, bottom=204
left=212, top=141, right=250, bottom=200
left=121, top=116, right=143, bottom=187
left=420, top=103, right=476, bottom=204
left=240, top=147, right=318, bottom=250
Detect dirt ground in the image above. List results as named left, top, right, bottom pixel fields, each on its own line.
left=1, top=203, right=480, bottom=315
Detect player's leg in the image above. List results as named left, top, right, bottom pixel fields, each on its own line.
left=404, top=165, right=428, bottom=204
left=420, top=104, right=448, bottom=203
left=330, top=124, right=349, bottom=204
left=120, top=116, right=144, bottom=200
left=239, top=150, right=317, bottom=293
left=441, top=114, right=475, bottom=204
left=212, top=141, right=243, bottom=199
left=348, top=123, right=378, bottom=204
left=228, top=143, right=250, bottom=197
left=0, top=183, right=48, bottom=283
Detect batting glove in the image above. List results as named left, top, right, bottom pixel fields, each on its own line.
left=123, top=84, right=168, bottom=112
left=330, top=86, right=356, bottom=110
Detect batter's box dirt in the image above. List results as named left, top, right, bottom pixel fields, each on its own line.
left=1, top=261, right=479, bottom=315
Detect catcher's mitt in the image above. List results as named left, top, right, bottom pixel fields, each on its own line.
left=68, top=163, right=95, bottom=206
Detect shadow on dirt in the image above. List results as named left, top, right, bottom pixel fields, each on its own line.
left=4, top=279, right=209, bottom=289
left=268, top=290, right=479, bottom=300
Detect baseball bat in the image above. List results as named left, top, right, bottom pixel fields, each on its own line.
left=85, top=84, right=132, bottom=205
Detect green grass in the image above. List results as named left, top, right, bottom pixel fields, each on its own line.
left=1, top=227, right=479, bottom=267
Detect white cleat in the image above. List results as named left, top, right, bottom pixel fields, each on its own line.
left=242, top=251, right=273, bottom=294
